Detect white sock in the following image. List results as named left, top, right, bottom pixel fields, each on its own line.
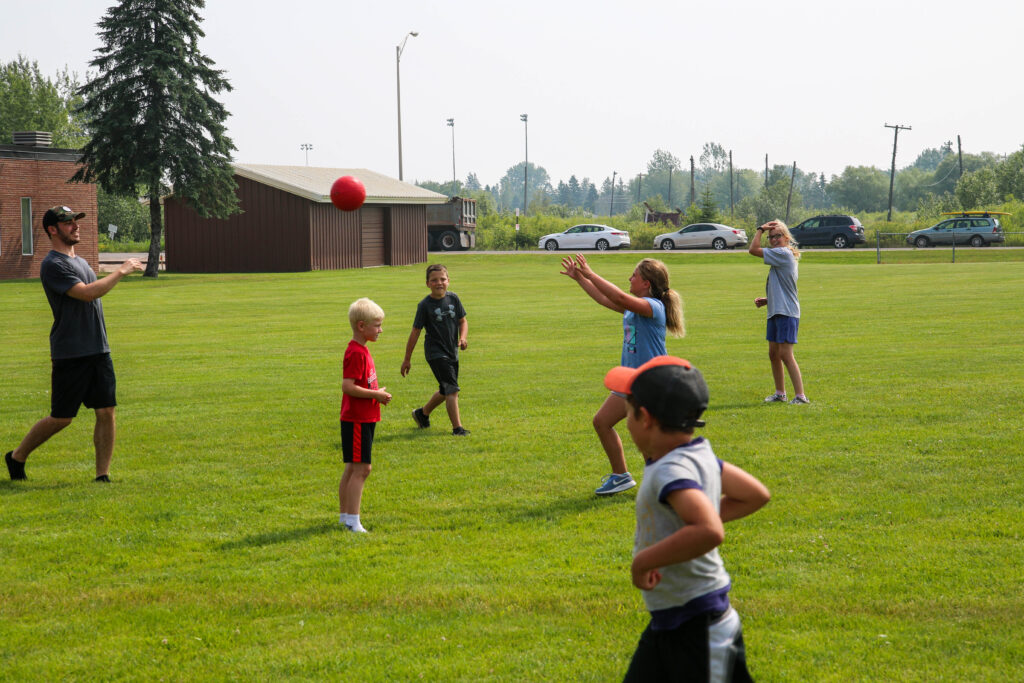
left=340, top=513, right=352, bottom=525
left=347, top=515, right=368, bottom=533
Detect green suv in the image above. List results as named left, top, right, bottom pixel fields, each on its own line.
left=906, top=212, right=1006, bottom=248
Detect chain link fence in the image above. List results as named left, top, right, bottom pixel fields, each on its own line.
left=873, top=231, right=1024, bottom=263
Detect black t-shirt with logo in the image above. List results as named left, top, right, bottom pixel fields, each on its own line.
left=412, top=292, right=466, bottom=362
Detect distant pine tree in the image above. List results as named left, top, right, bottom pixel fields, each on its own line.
left=72, top=0, right=239, bottom=277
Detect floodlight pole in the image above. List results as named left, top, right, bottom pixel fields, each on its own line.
left=521, top=114, right=528, bottom=215
left=447, top=118, right=456, bottom=188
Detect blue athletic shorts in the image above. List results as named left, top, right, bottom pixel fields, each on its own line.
left=341, top=421, right=376, bottom=464
left=51, top=353, right=117, bottom=418
left=766, top=315, right=799, bottom=344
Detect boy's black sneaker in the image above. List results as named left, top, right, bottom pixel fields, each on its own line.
left=412, top=408, right=430, bottom=429
left=5, top=451, right=27, bottom=480
left=452, top=427, right=470, bottom=436
left=94, top=474, right=111, bottom=483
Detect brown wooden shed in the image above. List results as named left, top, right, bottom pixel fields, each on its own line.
left=0, top=133, right=98, bottom=280
left=164, top=164, right=447, bottom=273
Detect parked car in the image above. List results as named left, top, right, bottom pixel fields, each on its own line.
left=906, top=213, right=1005, bottom=248
left=655, top=223, right=748, bottom=250
left=539, top=224, right=630, bottom=251
left=789, top=215, right=866, bottom=248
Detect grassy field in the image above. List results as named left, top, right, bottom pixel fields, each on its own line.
left=2, top=253, right=1023, bottom=681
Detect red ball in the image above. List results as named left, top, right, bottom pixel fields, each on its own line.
left=330, top=175, right=366, bottom=211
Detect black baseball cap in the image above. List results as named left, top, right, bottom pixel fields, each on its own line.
left=604, top=356, right=709, bottom=430
left=43, top=206, right=86, bottom=228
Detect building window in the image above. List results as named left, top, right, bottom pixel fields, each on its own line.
left=21, top=197, right=33, bottom=255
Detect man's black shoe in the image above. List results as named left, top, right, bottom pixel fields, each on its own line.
left=452, top=427, right=470, bottom=436
left=94, top=474, right=111, bottom=483
left=412, top=408, right=430, bottom=429
left=5, top=451, right=27, bottom=480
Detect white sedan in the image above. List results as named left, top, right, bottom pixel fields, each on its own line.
left=656, top=223, right=748, bottom=250
left=539, top=224, right=630, bottom=251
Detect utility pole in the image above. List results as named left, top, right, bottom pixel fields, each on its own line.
left=667, top=167, right=673, bottom=206
left=689, top=156, right=695, bottom=207
left=520, top=114, right=528, bottom=215
left=729, top=150, right=734, bottom=219
left=446, top=118, right=456, bottom=189
left=610, top=170, right=617, bottom=215
left=785, top=161, right=796, bottom=223
left=885, top=123, right=911, bottom=221
left=765, top=154, right=768, bottom=188
left=636, top=173, right=643, bottom=203
left=957, top=135, right=964, bottom=178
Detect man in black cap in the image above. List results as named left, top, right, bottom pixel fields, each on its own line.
left=5, top=206, right=142, bottom=482
left=603, top=356, right=771, bottom=682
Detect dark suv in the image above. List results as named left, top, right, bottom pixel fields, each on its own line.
left=790, top=215, right=866, bottom=248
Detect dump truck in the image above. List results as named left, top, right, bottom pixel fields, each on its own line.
left=426, top=196, right=477, bottom=251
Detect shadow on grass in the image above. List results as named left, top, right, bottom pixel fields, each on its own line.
left=500, top=490, right=634, bottom=524
left=218, top=520, right=338, bottom=550
left=0, top=480, right=75, bottom=495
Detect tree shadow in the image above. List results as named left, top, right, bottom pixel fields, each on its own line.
left=218, top=520, right=337, bottom=550
left=499, top=490, right=634, bottom=524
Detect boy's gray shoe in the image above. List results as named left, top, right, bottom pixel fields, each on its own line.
left=764, top=393, right=787, bottom=403
left=789, top=395, right=811, bottom=405
left=595, top=472, right=636, bottom=496
left=5, top=451, right=26, bottom=480
left=412, top=408, right=430, bottom=428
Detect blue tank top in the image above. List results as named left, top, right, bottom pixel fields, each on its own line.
left=622, top=297, right=667, bottom=368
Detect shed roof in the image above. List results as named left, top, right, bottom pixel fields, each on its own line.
left=233, top=164, right=447, bottom=205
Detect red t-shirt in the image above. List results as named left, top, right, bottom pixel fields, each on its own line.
left=340, top=340, right=380, bottom=423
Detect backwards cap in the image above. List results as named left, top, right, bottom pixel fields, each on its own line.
left=604, top=356, right=709, bottom=430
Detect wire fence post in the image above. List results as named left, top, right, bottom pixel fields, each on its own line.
left=952, top=231, right=957, bottom=263
left=876, top=229, right=881, bottom=264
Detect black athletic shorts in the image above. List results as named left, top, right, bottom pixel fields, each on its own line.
left=51, top=353, right=117, bottom=419
left=427, top=357, right=460, bottom=396
left=340, top=421, right=376, bottom=464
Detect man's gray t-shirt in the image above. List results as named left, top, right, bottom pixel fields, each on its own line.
left=763, top=247, right=800, bottom=318
left=412, top=292, right=466, bottom=362
left=40, top=251, right=109, bottom=359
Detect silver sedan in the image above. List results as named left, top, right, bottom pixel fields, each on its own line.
left=656, top=223, right=749, bottom=250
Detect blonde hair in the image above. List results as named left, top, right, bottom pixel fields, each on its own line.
left=770, top=221, right=801, bottom=260
left=348, top=297, right=384, bottom=331
left=635, top=258, right=685, bottom=338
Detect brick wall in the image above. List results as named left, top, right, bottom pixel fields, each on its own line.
left=0, top=156, right=98, bottom=280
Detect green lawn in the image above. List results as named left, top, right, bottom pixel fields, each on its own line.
left=2, top=254, right=1022, bottom=681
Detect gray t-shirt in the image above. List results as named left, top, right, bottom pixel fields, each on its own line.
left=412, top=292, right=466, bottom=362
left=634, top=438, right=731, bottom=613
left=40, top=251, right=109, bottom=359
left=764, top=247, right=800, bottom=318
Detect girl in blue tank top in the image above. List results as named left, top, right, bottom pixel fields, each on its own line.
left=560, top=254, right=685, bottom=496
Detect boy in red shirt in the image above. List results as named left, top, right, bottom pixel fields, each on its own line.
left=340, top=298, right=392, bottom=533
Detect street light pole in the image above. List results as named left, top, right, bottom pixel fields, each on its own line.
left=396, top=30, right=419, bottom=181
left=300, top=143, right=312, bottom=166
left=447, top=118, right=456, bottom=189
left=520, top=114, right=528, bottom=215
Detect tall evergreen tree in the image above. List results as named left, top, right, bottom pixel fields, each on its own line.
left=72, top=0, right=239, bottom=277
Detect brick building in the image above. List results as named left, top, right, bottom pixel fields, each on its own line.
left=0, top=132, right=97, bottom=280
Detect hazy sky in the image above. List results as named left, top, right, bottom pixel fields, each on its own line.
left=4, top=0, right=1022, bottom=189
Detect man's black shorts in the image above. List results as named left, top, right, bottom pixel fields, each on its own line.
left=51, top=353, right=117, bottom=419
left=427, top=357, right=460, bottom=396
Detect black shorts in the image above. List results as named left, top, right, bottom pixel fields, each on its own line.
left=51, top=353, right=117, bottom=419
left=427, top=357, right=460, bottom=396
left=623, top=607, right=753, bottom=683
left=340, top=421, right=376, bottom=464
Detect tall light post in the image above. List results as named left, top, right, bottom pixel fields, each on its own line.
left=520, top=113, right=528, bottom=215
left=395, top=30, right=419, bottom=181
left=446, top=118, right=456, bottom=189
left=300, top=143, right=312, bottom=166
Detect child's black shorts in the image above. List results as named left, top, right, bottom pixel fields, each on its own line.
left=427, top=357, right=460, bottom=396
left=51, top=353, right=117, bottom=419
left=340, top=421, right=376, bottom=464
